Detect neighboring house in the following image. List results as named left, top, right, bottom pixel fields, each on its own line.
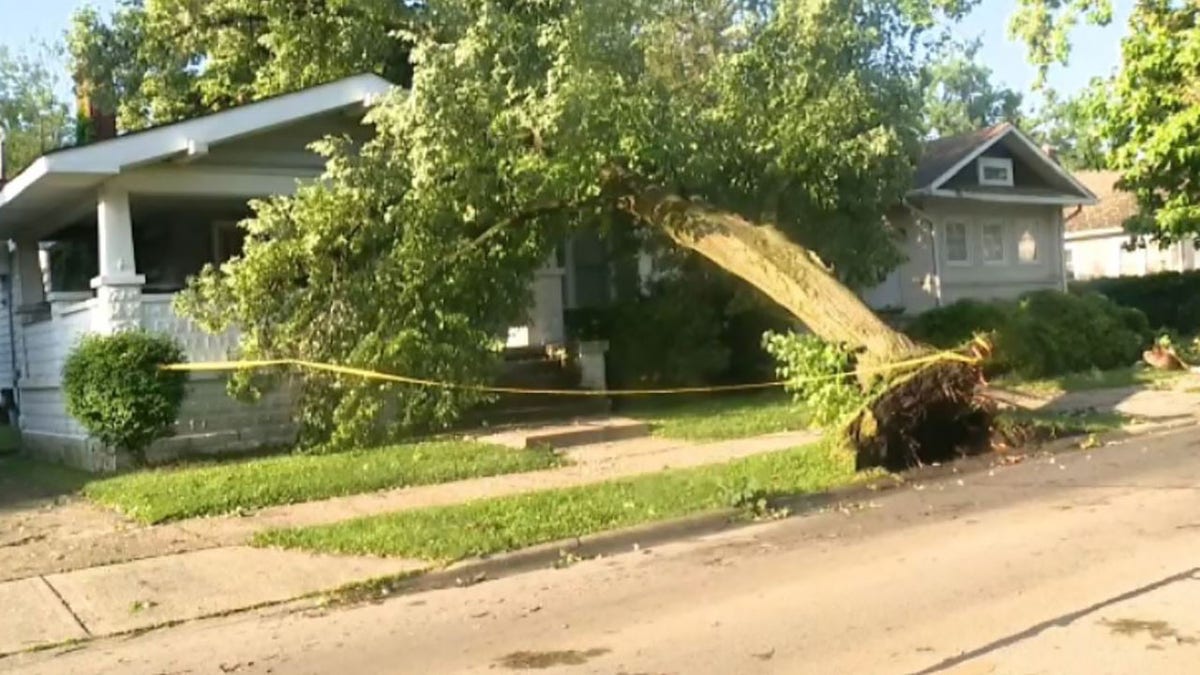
left=1064, top=170, right=1199, bottom=280
left=864, top=123, right=1097, bottom=313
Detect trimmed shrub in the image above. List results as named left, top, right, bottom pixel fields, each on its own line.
left=999, top=291, right=1148, bottom=378
left=903, top=291, right=1151, bottom=378
left=905, top=299, right=1011, bottom=349
left=1071, top=270, right=1200, bottom=333
left=62, top=331, right=187, bottom=466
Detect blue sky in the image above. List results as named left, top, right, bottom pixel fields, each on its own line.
left=2, top=0, right=1132, bottom=105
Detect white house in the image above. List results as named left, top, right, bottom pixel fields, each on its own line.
left=0, top=73, right=588, bottom=471
left=0, top=79, right=1099, bottom=471
left=0, top=75, right=402, bottom=470
left=1064, top=170, right=1199, bottom=280
left=865, top=123, right=1097, bottom=313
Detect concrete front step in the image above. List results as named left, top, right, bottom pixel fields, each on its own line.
left=481, top=417, right=651, bottom=450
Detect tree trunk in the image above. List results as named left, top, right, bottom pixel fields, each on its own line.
left=617, top=182, right=918, bottom=358
left=616, top=179, right=990, bottom=471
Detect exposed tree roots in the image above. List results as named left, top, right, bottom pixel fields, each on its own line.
left=848, top=360, right=994, bottom=471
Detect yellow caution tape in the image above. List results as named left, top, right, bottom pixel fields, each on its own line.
left=161, top=350, right=978, bottom=397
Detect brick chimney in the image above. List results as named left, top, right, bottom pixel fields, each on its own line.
left=1041, top=143, right=1059, bottom=164
left=74, top=69, right=118, bottom=144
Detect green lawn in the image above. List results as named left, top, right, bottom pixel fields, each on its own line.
left=995, top=366, right=1185, bottom=396
left=254, top=441, right=859, bottom=562
left=85, top=440, right=563, bottom=524
left=622, top=392, right=808, bottom=441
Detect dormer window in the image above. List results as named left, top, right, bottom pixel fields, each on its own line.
left=978, top=157, right=1014, bottom=187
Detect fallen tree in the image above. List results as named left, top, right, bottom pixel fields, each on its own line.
left=617, top=178, right=989, bottom=469
left=176, top=0, right=991, bottom=462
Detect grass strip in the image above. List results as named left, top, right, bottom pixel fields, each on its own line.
left=623, top=392, right=809, bottom=441
left=84, top=440, right=562, bottom=524
left=254, top=442, right=858, bottom=562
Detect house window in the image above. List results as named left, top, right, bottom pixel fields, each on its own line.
left=1018, top=228, right=1038, bottom=263
left=981, top=223, right=1006, bottom=264
left=978, top=157, right=1014, bottom=187
left=944, top=222, right=969, bottom=264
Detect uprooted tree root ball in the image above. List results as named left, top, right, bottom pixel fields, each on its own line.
left=847, top=360, right=994, bottom=471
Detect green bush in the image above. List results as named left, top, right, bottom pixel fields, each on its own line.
left=903, top=291, right=1151, bottom=379
left=62, top=332, right=187, bottom=466
left=1071, top=270, right=1200, bottom=332
left=905, top=299, right=1011, bottom=349
left=762, top=332, right=867, bottom=427
left=999, top=291, right=1148, bottom=378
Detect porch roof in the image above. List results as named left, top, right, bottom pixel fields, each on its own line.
left=0, top=73, right=394, bottom=238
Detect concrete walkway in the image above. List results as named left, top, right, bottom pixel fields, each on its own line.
left=988, top=383, right=1200, bottom=422
left=0, top=429, right=819, bottom=656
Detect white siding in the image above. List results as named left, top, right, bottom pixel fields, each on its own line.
left=17, top=302, right=103, bottom=469
left=0, top=275, right=15, bottom=390
left=20, top=294, right=296, bottom=472
left=930, top=202, right=1064, bottom=304
left=863, top=211, right=939, bottom=314
left=1065, top=232, right=1197, bottom=281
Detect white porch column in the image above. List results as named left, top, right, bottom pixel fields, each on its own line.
left=12, top=239, right=46, bottom=311
left=527, top=255, right=566, bottom=346
left=90, top=186, right=145, bottom=334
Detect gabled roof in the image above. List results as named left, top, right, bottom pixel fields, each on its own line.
left=1066, top=170, right=1138, bottom=233
left=914, top=123, right=1013, bottom=190
left=911, top=122, right=1097, bottom=205
left=0, top=73, right=394, bottom=226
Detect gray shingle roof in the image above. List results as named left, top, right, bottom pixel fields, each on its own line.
left=1066, top=170, right=1137, bottom=233
left=914, top=122, right=1012, bottom=190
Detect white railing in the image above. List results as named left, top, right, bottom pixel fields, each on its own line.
left=22, top=301, right=96, bottom=384
left=142, top=294, right=240, bottom=363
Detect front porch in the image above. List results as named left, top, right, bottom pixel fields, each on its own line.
left=8, top=186, right=298, bottom=471
left=5, top=184, right=606, bottom=471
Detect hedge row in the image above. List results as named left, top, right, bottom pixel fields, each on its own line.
left=905, top=291, right=1151, bottom=378
left=1070, top=270, right=1200, bottom=333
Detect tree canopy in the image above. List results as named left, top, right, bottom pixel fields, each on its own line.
left=68, top=0, right=416, bottom=131
left=1032, top=78, right=1111, bottom=171
left=1104, top=1, right=1200, bottom=243
left=0, top=46, right=72, bottom=179
left=176, top=0, right=976, bottom=448
left=923, top=38, right=1025, bottom=137
left=1009, top=0, right=1112, bottom=87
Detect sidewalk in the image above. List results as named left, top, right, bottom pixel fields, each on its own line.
left=0, top=547, right=425, bottom=655
left=0, top=429, right=819, bottom=656
left=987, top=382, right=1200, bottom=422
